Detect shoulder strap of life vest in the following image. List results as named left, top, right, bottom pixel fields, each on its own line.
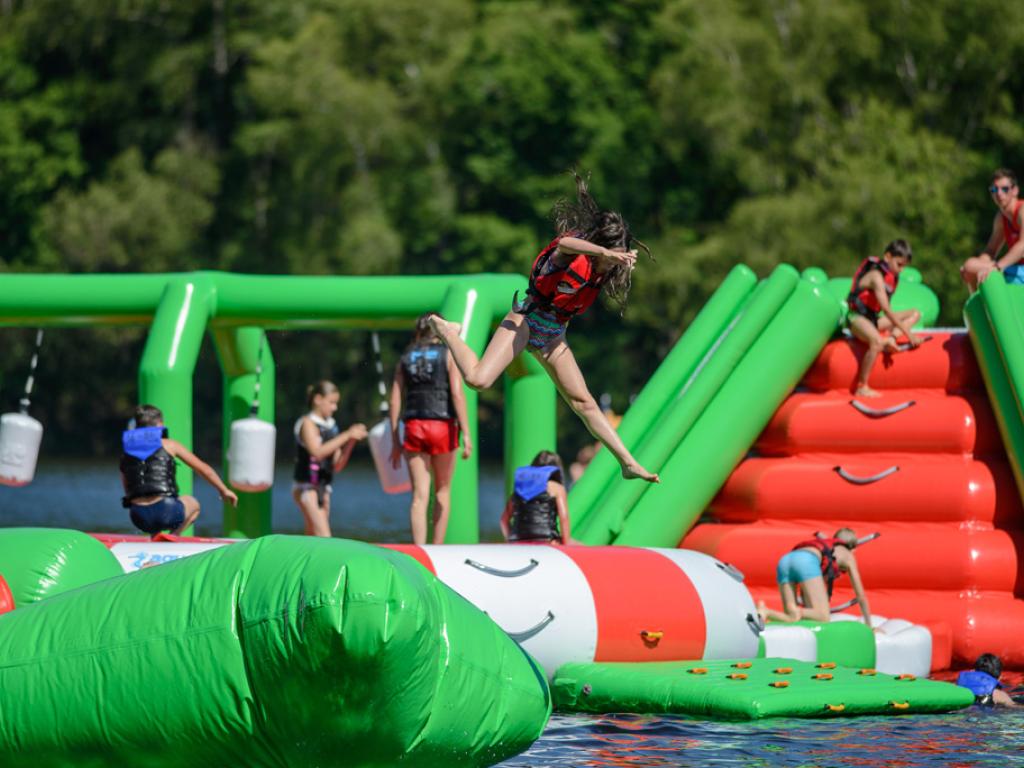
left=793, top=538, right=845, bottom=595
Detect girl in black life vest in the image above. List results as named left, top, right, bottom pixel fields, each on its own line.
left=428, top=172, right=659, bottom=484
left=388, top=315, right=472, bottom=545
left=501, top=451, right=572, bottom=545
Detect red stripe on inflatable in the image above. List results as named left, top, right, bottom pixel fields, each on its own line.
left=89, top=533, right=236, bottom=547
left=561, top=546, right=705, bottom=661
left=0, top=575, right=13, bottom=615
left=379, top=544, right=435, bottom=575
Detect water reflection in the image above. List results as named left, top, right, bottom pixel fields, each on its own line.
left=498, top=710, right=1024, bottom=767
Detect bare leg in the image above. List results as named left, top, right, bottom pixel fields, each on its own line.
left=537, top=339, right=658, bottom=483
left=795, top=577, right=831, bottom=622
left=758, top=582, right=803, bottom=623
left=429, top=450, right=457, bottom=545
left=170, top=495, right=200, bottom=536
left=848, top=313, right=893, bottom=397
left=429, top=311, right=531, bottom=390
left=294, top=488, right=331, bottom=537
left=407, top=452, right=432, bottom=545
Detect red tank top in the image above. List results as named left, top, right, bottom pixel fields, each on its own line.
left=1002, top=200, right=1024, bottom=249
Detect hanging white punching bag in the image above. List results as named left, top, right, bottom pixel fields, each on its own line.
left=0, top=412, right=43, bottom=487
left=1, top=329, right=45, bottom=487
left=229, top=416, right=276, bottom=492
left=369, top=418, right=411, bottom=494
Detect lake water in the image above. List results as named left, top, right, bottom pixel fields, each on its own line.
left=2, top=461, right=1021, bottom=767
left=0, top=457, right=508, bottom=541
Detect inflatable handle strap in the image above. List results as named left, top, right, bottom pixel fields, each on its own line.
left=833, top=465, right=899, bottom=485
left=505, top=611, right=555, bottom=643
left=849, top=399, right=916, bottom=418
left=746, top=612, right=765, bottom=636
left=895, top=334, right=934, bottom=352
left=715, top=561, right=745, bottom=582
left=464, top=557, right=539, bottom=578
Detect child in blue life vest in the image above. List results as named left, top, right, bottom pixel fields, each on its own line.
left=120, top=404, right=237, bottom=537
left=846, top=239, right=923, bottom=398
left=957, top=653, right=1020, bottom=708
left=427, top=172, right=658, bottom=485
left=501, top=451, right=574, bottom=545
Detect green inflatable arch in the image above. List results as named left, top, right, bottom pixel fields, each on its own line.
left=0, top=272, right=556, bottom=541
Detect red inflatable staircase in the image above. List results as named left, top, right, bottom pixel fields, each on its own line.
left=684, top=331, right=1024, bottom=670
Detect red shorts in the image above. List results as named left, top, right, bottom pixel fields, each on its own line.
left=403, top=418, right=459, bottom=455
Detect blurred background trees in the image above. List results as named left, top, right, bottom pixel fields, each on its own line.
left=2, top=0, right=1023, bottom=458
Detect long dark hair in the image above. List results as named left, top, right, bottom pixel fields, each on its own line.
left=551, top=170, right=651, bottom=313
left=531, top=450, right=565, bottom=485
left=408, top=313, right=440, bottom=349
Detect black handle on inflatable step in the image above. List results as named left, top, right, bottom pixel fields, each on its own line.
left=849, top=399, right=916, bottom=417
left=464, top=557, right=540, bottom=578
left=833, top=465, right=899, bottom=485
left=505, top=611, right=555, bottom=642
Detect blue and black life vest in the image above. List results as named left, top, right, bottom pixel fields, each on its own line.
left=401, top=343, right=453, bottom=420
left=120, top=426, right=178, bottom=505
left=509, top=465, right=560, bottom=542
left=957, top=670, right=1001, bottom=705
left=293, top=414, right=341, bottom=486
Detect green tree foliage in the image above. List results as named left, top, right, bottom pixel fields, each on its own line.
left=2, top=0, right=1024, bottom=455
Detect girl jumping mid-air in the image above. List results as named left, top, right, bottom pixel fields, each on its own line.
left=428, top=172, right=659, bottom=483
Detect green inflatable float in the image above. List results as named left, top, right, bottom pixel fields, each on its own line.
left=0, top=527, right=122, bottom=607
left=553, top=658, right=972, bottom=719
left=0, top=535, right=551, bottom=767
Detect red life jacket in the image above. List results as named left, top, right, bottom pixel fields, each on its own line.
left=792, top=538, right=849, bottom=597
left=1001, top=200, right=1024, bottom=249
left=523, top=234, right=608, bottom=322
left=848, top=256, right=898, bottom=314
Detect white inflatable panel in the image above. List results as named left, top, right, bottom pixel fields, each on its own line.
left=649, top=549, right=760, bottom=659
left=424, top=545, right=597, bottom=679
left=761, top=625, right=817, bottom=662
left=832, top=613, right=933, bottom=677
left=110, top=541, right=229, bottom=572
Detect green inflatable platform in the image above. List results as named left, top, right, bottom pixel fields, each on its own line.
left=552, top=659, right=972, bottom=720
left=0, top=535, right=551, bottom=767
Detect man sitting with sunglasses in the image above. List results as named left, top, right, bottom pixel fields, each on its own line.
left=961, top=168, right=1024, bottom=292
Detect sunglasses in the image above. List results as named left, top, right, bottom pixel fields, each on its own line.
left=990, top=184, right=1015, bottom=195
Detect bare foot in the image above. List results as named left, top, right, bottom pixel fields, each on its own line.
left=426, top=313, right=461, bottom=344
left=757, top=600, right=768, bottom=623
left=622, top=464, right=659, bottom=483
left=855, top=385, right=881, bottom=398
left=882, top=337, right=900, bottom=354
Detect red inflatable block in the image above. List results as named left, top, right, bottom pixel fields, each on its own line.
left=712, top=455, right=1021, bottom=526
left=802, top=332, right=981, bottom=392
left=757, top=390, right=1001, bottom=456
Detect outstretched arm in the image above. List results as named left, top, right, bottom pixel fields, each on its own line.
left=872, top=276, right=920, bottom=346
left=300, top=418, right=367, bottom=461
left=557, top=236, right=636, bottom=273
left=499, top=498, right=514, bottom=541
left=552, top=483, right=571, bottom=545
left=995, top=207, right=1024, bottom=271
left=845, top=557, right=872, bottom=627
left=448, top=355, right=472, bottom=459
left=389, top=367, right=405, bottom=468
left=164, top=439, right=238, bottom=506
